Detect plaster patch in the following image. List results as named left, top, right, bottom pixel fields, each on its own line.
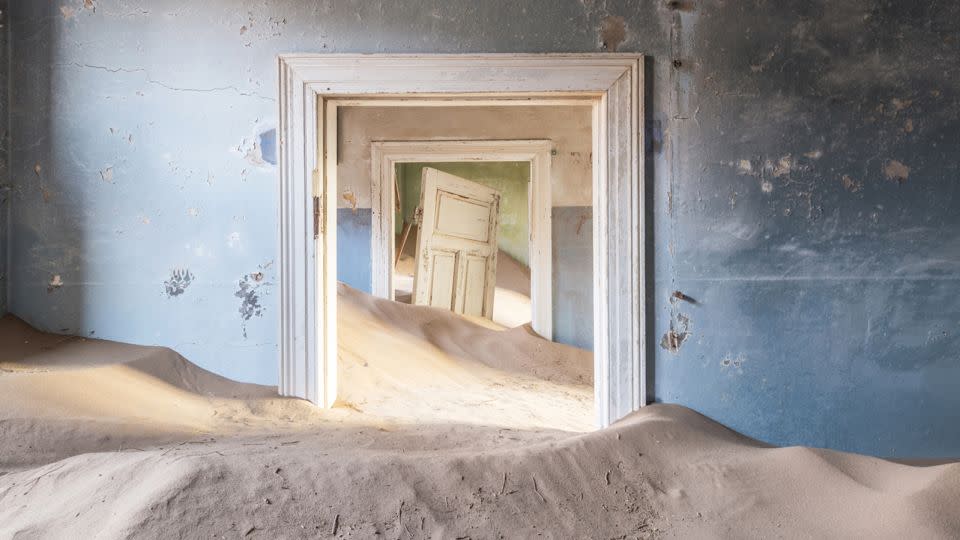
left=342, top=190, right=358, bottom=212
left=841, top=174, right=862, bottom=192
left=164, top=269, right=193, bottom=297
left=884, top=160, right=910, bottom=183
left=48, top=275, right=63, bottom=293
left=599, top=15, right=627, bottom=52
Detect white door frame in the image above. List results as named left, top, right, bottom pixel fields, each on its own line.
left=277, top=54, right=645, bottom=428
left=370, top=139, right=553, bottom=339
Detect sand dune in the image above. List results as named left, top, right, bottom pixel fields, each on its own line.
left=1, top=286, right=958, bottom=539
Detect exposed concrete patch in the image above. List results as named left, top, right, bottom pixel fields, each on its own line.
left=342, top=190, right=358, bottom=213
left=599, top=15, right=626, bottom=52
left=164, top=269, right=193, bottom=297
left=661, top=313, right=691, bottom=354
left=884, top=160, right=910, bottom=184
left=235, top=271, right=268, bottom=338
left=720, top=354, right=746, bottom=372
left=47, top=275, right=63, bottom=293
left=841, top=174, right=863, bottom=193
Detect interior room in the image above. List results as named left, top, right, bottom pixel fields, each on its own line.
left=1, top=2, right=959, bottom=539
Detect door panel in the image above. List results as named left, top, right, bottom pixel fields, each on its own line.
left=429, top=251, right=457, bottom=310
left=413, top=167, right=501, bottom=319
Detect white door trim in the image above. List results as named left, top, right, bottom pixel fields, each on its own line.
left=277, top=53, right=645, bottom=427
left=369, top=139, right=553, bottom=339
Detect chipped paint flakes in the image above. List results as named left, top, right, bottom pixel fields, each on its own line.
left=60, top=6, right=76, bottom=20
left=186, top=207, right=200, bottom=217
left=99, top=167, right=114, bottom=183
left=33, top=163, right=42, bottom=176
left=737, top=159, right=753, bottom=174
left=884, top=160, right=910, bottom=183
left=48, top=275, right=63, bottom=293
left=841, top=174, right=863, bottom=193
left=903, top=118, right=914, bottom=133
left=235, top=271, right=270, bottom=338
left=661, top=313, right=691, bottom=354
left=164, top=269, right=193, bottom=297
left=227, top=232, right=241, bottom=248
left=83, top=0, right=96, bottom=11
left=760, top=181, right=774, bottom=193
left=803, top=149, right=823, bottom=160
left=341, top=190, right=358, bottom=213
left=770, top=155, right=793, bottom=177
left=599, top=15, right=627, bottom=52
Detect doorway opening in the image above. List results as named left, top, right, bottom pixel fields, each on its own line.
left=393, top=162, right=533, bottom=329
left=277, top=54, right=646, bottom=429
left=370, top=139, right=555, bottom=337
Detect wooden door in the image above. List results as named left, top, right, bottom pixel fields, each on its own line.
left=412, top=167, right=501, bottom=318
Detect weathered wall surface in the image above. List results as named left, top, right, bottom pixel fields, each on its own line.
left=8, top=1, right=960, bottom=456
left=0, top=0, right=8, bottom=315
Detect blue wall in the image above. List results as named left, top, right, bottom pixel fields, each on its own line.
left=337, top=209, right=372, bottom=294
left=6, top=1, right=960, bottom=456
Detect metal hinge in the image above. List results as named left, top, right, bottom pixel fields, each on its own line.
left=313, top=195, right=322, bottom=238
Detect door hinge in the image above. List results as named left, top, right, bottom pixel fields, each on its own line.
left=313, top=195, right=322, bottom=238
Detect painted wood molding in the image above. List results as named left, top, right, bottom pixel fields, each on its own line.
left=277, top=53, right=645, bottom=428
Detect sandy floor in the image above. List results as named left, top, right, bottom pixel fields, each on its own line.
left=1, top=286, right=959, bottom=539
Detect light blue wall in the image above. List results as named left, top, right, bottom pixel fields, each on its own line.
left=337, top=209, right=372, bottom=294
left=7, top=0, right=960, bottom=457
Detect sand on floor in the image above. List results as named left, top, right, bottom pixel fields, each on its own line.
left=1, top=285, right=958, bottom=539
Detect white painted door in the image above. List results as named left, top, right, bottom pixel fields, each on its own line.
left=412, top=167, right=501, bottom=319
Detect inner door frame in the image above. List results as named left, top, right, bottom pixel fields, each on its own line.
left=277, top=54, right=645, bottom=428
left=369, top=138, right=553, bottom=338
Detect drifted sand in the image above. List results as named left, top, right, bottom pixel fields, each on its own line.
left=1, top=285, right=958, bottom=539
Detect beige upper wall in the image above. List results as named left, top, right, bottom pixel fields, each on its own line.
left=337, top=105, right=593, bottom=208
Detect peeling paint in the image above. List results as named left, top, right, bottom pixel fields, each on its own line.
left=884, top=160, right=910, bottom=183
left=341, top=190, right=358, bottom=213
left=99, top=167, right=114, bottom=183
left=47, top=275, right=63, bottom=293
left=599, top=15, right=626, bottom=52
left=59, top=6, right=76, bottom=20
left=235, top=271, right=269, bottom=338
left=661, top=313, right=691, bottom=354
left=840, top=174, right=863, bottom=193
left=164, top=269, right=193, bottom=297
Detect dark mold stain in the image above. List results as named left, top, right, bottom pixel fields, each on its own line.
left=599, top=15, right=626, bottom=52
left=164, top=269, right=193, bottom=297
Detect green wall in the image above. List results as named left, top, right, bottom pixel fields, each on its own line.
left=397, top=162, right=530, bottom=267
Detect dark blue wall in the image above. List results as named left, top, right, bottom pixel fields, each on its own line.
left=6, top=0, right=960, bottom=456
